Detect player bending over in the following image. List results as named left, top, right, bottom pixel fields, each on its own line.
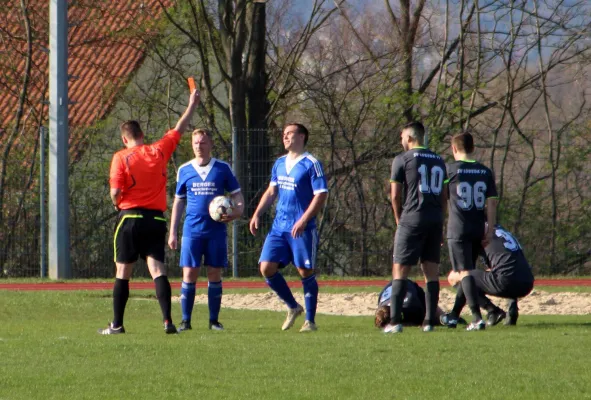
left=441, top=224, right=534, bottom=327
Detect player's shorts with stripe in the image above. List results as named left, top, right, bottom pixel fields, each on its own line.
left=471, top=269, right=534, bottom=299
left=259, top=228, right=318, bottom=269
left=114, top=209, right=167, bottom=263
left=180, top=233, right=228, bottom=268
left=448, top=239, right=483, bottom=272
left=393, top=222, right=443, bottom=265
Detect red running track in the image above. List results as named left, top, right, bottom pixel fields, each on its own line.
left=0, top=279, right=589, bottom=291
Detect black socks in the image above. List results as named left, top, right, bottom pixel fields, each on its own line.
left=113, top=278, right=129, bottom=327
left=390, top=279, right=408, bottom=325
left=425, top=281, right=440, bottom=325
left=461, top=275, right=483, bottom=322
left=154, top=275, right=172, bottom=323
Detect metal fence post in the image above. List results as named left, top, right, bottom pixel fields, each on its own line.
left=49, top=0, right=71, bottom=279
left=232, top=126, right=239, bottom=278
left=40, top=126, right=47, bottom=278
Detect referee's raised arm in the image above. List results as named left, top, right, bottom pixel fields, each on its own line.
left=175, top=89, right=200, bottom=134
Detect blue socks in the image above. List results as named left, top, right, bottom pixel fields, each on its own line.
left=180, top=281, right=196, bottom=322
left=181, top=280, right=224, bottom=323
left=302, top=274, right=318, bottom=323
left=208, top=281, right=223, bottom=322
left=265, top=272, right=298, bottom=309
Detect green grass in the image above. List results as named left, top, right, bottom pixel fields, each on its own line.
left=1, top=291, right=591, bottom=400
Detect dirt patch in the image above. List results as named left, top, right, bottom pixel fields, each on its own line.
left=172, top=289, right=591, bottom=316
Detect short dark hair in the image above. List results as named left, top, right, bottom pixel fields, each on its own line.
left=402, top=121, right=425, bottom=144
left=120, top=121, right=143, bottom=140
left=451, top=131, right=475, bottom=154
left=284, top=123, right=309, bottom=145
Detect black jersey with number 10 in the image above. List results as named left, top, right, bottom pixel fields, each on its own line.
left=391, top=147, right=447, bottom=225
left=446, top=160, right=498, bottom=240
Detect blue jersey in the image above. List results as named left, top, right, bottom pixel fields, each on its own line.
left=378, top=280, right=424, bottom=311
left=270, top=152, right=328, bottom=232
left=175, top=158, right=241, bottom=238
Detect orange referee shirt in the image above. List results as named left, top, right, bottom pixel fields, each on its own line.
left=109, top=130, right=181, bottom=211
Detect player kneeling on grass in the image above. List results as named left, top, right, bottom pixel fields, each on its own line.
left=374, top=280, right=464, bottom=328
left=250, top=123, right=328, bottom=333
left=441, top=224, right=534, bottom=327
left=168, top=129, right=244, bottom=332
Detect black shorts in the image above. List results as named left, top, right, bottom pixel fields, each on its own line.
left=471, top=269, right=534, bottom=299
left=114, top=209, right=167, bottom=263
left=393, top=222, right=443, bottom=265
left=448, top=239, right=482, bottom=272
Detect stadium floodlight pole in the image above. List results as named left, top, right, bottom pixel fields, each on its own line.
left=48, top=0, right=71, bottom=279
left=231, top=126, right=239, bottom=278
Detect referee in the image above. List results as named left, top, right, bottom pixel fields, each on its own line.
left=98, top=89, right=200, bottom=335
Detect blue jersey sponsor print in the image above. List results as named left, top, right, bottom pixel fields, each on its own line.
left=175, top=158, right=240, bottom=238
left=270, top=152, right=328, bottom=232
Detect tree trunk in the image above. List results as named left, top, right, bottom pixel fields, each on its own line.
left=246, top=1, right=271, bottom=213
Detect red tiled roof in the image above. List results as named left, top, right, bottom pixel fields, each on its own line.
left=0, top=0, right=169, bottom=158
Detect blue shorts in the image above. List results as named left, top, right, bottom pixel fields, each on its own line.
left=259, top=229, right=318, bottom=269
left=180, top=234, right=227, bottom=268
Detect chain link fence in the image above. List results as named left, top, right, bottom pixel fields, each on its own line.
left=1, top=127, right=590, bottom=278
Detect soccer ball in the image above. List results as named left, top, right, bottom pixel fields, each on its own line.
left=208, top=196, right=233, bottom=222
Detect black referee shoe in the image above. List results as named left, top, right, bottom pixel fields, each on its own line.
left=487, top=309, right=507, bottom=326
left=164, top=321, right=178, bottom=334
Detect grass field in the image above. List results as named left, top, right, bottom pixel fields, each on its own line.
left=2, top=290, right=591, bottom=400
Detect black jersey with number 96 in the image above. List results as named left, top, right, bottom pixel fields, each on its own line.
left=446, top=160, right=498, bottom=240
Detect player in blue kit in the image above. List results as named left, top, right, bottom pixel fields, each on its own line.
left=249, top=123, right=328, bottom=332
left=168, top=129, right=244, bottom=331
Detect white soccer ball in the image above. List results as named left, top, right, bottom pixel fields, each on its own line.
left=208, top=196, right=233, bottom=222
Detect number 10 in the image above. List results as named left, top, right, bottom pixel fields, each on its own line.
left=418, top=164, right=444, bottom=195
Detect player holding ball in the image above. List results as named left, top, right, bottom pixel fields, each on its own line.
left=168, top=128, right=244, bottom=332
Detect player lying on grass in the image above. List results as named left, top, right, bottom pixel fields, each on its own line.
left=374, top=280, right=465, bottom=328
left=441, top=224, right=534, bottom=327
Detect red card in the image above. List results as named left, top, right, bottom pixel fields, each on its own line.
left=187, top=77, right=196, bottom=92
